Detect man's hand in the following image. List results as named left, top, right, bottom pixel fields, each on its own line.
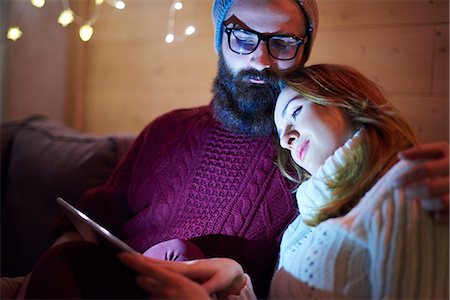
left=396, top=142, right=449, bottom=221
left=119, top=253, right=211, bottom=299
left=118, top=253, right=247, bottom=299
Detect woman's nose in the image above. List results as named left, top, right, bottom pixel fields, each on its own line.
left=280, top=130, right=298, bottom=150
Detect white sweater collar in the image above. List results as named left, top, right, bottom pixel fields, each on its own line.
left=296, top=129, right=362, bottom=224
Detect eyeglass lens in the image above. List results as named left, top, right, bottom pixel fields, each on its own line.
left=229, top=29, right=301, bottom=60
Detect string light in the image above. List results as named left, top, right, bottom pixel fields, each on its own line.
left=165, top=34, right=175, bottom=43
left=185, top=26, right=195, bottom=36
left=5, top=0, right=125, bottom=42
left=79, top=24, right=94, bottom=42
left=57, top=9, right=74, bottom=27
left=30, top=0, right=45, bottom=8
left=114, top=0, right=126, bottom=10
left=174, top=2, right=183, bottom=10
left=165, top=0, right=196, bottom=44
left=7, top=27, right=23, bottom=41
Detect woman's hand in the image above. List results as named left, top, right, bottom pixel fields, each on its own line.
left=118, top=253, right=247, bottom=299
left=396, top=142, right=449, bottom=221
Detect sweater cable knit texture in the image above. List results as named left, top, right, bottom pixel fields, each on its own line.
left=72, top=104, right=297, bottom=298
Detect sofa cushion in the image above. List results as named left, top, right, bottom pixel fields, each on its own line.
left=1, top=116, right=46, bottom=204
left=1, top=116, right=136, bottom=276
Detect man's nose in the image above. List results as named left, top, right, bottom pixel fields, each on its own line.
left=249, top=42, right=272, bottom=71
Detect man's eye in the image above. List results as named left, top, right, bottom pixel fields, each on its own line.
left=233, top=31, right=256, bottom=41
left=292, top=106, right=302, bottom=119
left=237, top=38, right=256, bottom=45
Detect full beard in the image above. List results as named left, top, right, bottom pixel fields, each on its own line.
left=211, top=54, right=281, bottom=137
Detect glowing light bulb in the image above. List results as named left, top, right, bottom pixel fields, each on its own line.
left=79, top=24, right=94, bottom=42
left=95, top=0, right=104, bottom=5
left=58, top=9, right=74, bottom=27
left=115, top=0, right=126, bottom=10
left=30, top=0, right=45, bottom=8
left=185, top=26, right=195, bottom=36
left=174, top=1, right=183, bottom=10
left=165, top=33, right=174, bottom=43
left=7, top=27, right=23, bottom=41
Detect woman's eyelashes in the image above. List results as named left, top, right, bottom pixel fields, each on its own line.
left=292, top=106, right=303, bottom=120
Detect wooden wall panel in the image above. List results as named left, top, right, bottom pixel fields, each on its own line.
left=318, top=0, right=448, bottom=28
left=393, top=95, right=449, bottom=143
left=4, top=0, right=68, bottom=122
left=4, top=0, right=446, bottom=143
left=433, top=24, right=449, bottom=95
left=65, top=0, right=90, bottom=130
left=308, top=25, right=435, bottom=93
left=83, top=0, right=217, bottom=133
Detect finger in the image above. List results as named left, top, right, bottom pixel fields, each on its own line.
left=119, top=252, right=185, bottom=272
left=137, top=256, right=203, bottom=273
left=160, top=260, right=218, bottom=282
left=201, top=270, right=245, bottom=296
left=119, top=253, right=173, bottom=280
left=421, top=194, right=449, bottom=212
left=136, top=275, right=163, bottom=294
left=201, top=274, right=227, bottom=294
left=123, top=255, right=198, bottom=287
left=404, top=177, right=449, bottom=200
left=398, top=142, right=449, bottom=160
left=428, top=177, right=450, bottom=198
left=118, top=252, right=149, bottom=272
left=421, top=198, right=448, bottom=212
left=394, top=161, right=449, bottom=187
left=149, top=259, right=209, bottom=280
left=137, top=261, right=183, bottom=285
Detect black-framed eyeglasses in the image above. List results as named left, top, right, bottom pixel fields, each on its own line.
left=223, top=26, right=305, bottom=61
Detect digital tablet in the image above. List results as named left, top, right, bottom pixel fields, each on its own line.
left=56, top=197, right=138, bottom=254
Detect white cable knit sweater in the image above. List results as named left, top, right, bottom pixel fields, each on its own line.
left=269, top=132, right=449, bottom=299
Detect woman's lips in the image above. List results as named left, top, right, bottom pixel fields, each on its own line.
left=296, top=140, right=310, bottom=161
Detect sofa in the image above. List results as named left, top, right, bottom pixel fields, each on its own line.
left=1, top=115, right=137, bottom=282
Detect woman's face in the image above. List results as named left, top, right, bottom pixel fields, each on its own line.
left=274, top=86, right=354, bottom=175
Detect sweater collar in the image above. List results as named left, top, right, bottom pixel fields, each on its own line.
left=295, top=129, right=362, bottom=224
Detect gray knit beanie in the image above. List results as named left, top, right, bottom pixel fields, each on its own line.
left=212, top=0, right=319, bottom=63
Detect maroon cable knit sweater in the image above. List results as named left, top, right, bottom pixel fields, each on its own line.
left=76, top=104, right=297, bottom=297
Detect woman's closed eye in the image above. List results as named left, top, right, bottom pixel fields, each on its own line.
left=292, top=106, right=303, bottom=119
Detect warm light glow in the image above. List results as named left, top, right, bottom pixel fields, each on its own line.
left=7, top=27, right=23, bottom=41
left=79, top=24, right=94, bottom=42
left=165, top=33, right=174, bottom=43
left=30, top=0, right=45, bottom=8
left=115, top=0, right=126, bottom=10
left=95, top=0, right=104, bottom=5
left=185, top=26, right=195, bottom=36
left=174, top=1, right=183, bottom=10
left=58, top=9, right=74, bottom=27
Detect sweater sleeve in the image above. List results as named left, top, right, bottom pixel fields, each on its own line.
left=74, top=126, right=150, bottom=232
left=351, top=161, right=449, bottom=299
